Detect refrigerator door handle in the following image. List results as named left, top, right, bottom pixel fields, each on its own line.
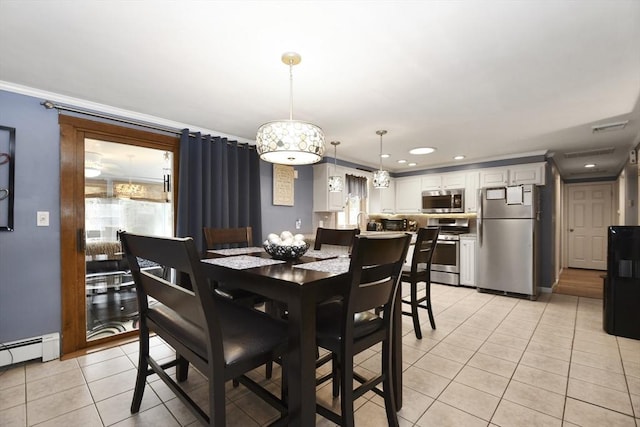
left=477, top=188, right=483, bottom=247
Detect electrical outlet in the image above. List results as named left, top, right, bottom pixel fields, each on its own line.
left=37, top=211, right=49, bottom=226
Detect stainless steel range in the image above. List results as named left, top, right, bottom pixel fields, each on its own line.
left=427, top=217, right=470, bottom=286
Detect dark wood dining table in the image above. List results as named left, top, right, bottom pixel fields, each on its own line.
left=201, top=249, right=403, bottom=427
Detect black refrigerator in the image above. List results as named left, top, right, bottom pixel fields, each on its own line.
left=603, top=226, right=640, bottom=340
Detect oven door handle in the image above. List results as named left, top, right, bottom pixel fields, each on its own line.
left=436, top=240, right=457, bottom=245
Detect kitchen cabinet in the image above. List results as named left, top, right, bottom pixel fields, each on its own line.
left=421, top=172, right=466, bottom=191
left=313, top=163, right=345, bottom=212
left=421, top=175, right=442, bottom=191
left=465, top=171, right=479, bottom=212
left=508, top=162, right=546, bottom=185
left=479, top=167, right=509, bottom=187
left=459, top=235, right=476, bottom=286
left=395, top=177, right=421, bottom=213
left=370, top=179, right=395, bottom=213
left=442, top=173, right=466, bottom=189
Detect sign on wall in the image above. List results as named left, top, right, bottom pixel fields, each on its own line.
left=273, top=164, right=294, bottom=206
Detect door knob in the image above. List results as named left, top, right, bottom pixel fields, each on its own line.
left=569, top=229, right=574, bottom=232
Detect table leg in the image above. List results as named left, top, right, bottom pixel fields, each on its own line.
left=393, top=285, right=403, bottom=409
left=286, top=291, right=318, bottom=426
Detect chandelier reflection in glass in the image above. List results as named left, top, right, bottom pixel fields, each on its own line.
left=256, top=52, right=325, bottom=165
left=328, top=141, right=343, bottom=192
left=116, top=155, right=146, bottom=199
left=373, top=130, right=390, bottom=189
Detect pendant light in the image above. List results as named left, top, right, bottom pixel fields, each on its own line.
left=372, top=130, right=390, bottom=188
left=256, top=52, right=325, bottom=165
left=328, top=141, right=343, bottom=192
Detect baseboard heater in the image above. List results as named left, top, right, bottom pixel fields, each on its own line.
left=0, top=333, right=60, bottom=368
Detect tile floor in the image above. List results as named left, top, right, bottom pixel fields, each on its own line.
left=1, top=283, right=639, bottom=426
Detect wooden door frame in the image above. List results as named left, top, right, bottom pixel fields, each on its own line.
left=562, top=181, right=614, bottom=271
left=59, top=115, right=179, bottom=355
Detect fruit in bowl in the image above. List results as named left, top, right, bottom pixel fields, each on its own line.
left=264, top=231, right=309, bottom=260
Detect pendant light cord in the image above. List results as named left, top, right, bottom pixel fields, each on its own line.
left=289, top=60, right=294, bottom=121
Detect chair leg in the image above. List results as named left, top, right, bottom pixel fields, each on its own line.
left=210, top=368, right=226, bottom=426
left=381, top=337, right=399, bottom=427
left=411, top=281, right=423, bottom=339
left=266, top=361, right=273, bottom=379
left=332, top=353, right=340, bottom=398
left=425, top=281, right=436, bottom=330
left=131, top=326, right=149, bottom=413
left=340, top=351, right=356, bottom=427
left=176, top=354, right=189, bottom=382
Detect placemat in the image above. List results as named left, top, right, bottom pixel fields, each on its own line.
left=207, top=247, right=264, bottom=256
left=294, top=257, right=351, bottom=275
left=202, top=255, right=285, bottom=270
left=303, top=249, right=346, bottom=259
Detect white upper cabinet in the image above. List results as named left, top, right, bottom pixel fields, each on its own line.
left=421, top=175, right=442, bottom=191
left=313, top=163, right=345, bottom=212
left=369, top=179, right=395, bottom=213
left=442, top=173, right=466, bottom=189
left=508, top=163, right=546, bottom=185
left=395, top=177, right=421, bottom=213
left=480, top=168, right=509, bottom=187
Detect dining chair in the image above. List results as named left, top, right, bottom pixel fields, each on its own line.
left=401, top=226, right=439, bottom=339
left=203, top=226, right=266, bottom=305
left=315, top=233, right=411, bottom=427
left=120, top=232, right=288, bottom=427
left=313, top=227, right=360, bottom=251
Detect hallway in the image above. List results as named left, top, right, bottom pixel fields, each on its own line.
left=554, top=268, right=604, bottom=299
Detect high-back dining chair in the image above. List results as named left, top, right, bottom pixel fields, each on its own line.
left=401, top=227, right=439, bottom=339
left=204, top=226, right=253, bottom=249
left=315, top=233, right=411, bottom=427
left=120, top=232, right=288, bottom=426
left=203, top=226, right=265, bottom=305
left=313, top=227, right=360, bottom=251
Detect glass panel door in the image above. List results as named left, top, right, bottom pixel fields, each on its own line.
left=84, top=139, right=173, bottom=341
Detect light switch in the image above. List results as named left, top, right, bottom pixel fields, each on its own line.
left=37, top=211, right=49, bottom=226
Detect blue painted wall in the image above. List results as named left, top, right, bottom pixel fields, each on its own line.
left=0, top=89, right=318, bottom=344
left=259, top=162, right=314, bottom=241
left=0, top=90, right=61, bottom=343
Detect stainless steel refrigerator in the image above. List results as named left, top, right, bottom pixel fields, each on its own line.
left=477, top=184, right=539, bottom=299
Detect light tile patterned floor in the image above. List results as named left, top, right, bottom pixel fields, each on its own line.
left=1, top=284, right=639, bottom=426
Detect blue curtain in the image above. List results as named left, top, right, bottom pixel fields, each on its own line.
left=176, top=130, right=262, bottom=252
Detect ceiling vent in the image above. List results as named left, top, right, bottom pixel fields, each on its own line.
left=592, top=121, right=628, bottom=133
left=563, top=147, right=615, bottom=159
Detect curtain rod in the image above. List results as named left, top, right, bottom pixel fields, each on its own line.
left=40, top=100, right=255, bottom=147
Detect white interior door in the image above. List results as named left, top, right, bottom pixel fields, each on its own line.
left=567, top=183, right=612, bottom=270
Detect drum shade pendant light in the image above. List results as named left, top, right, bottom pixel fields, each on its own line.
left=328, top=141, right=343, bottom=192
left=256, top=52, right=325, bottom=165
left=373, top=130, right=390, bottom=188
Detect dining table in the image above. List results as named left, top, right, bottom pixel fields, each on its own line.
left=200, top=246, right=403, bottom=427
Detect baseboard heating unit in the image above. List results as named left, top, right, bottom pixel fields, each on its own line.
left=0, top=333, right=60, bottom=367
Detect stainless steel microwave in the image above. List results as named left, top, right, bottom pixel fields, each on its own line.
left=422, top=189, right=464, bottom=213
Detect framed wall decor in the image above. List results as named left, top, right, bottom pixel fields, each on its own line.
left=272, top=163, right=294, bottom=206
left=0, top=125, right=15, bottom=231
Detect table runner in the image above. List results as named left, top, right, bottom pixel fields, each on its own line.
left=294, top=257, right=351, bottom=275
left=202, top=255, right=285, bottom=270
left=207, top=247, right=264, bottom=256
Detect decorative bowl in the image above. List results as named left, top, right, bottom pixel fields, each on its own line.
left=263, top=241, right=309, bottom=260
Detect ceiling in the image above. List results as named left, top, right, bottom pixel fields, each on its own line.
left=1, top=1, right=639, bottom=180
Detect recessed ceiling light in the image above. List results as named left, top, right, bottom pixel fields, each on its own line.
left=408, top=162, right=417, bottom=167
left=584, top=163, right=596, bottom=168
left=397, top=159, right=407, bottom=164
left=409, top=147, right=436, bottom=155
left=380, top=154, right=390, bottom=158
left=453, top=155, right=465, bottom=160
